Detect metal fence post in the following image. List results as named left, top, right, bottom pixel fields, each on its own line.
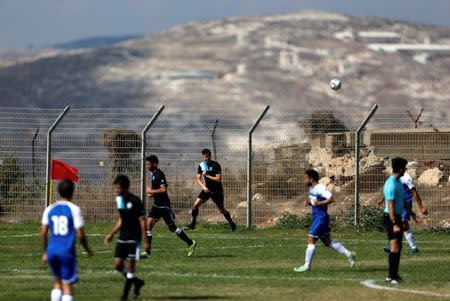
left=45, top=106, right=70, bottom=207
left=247, top=105, right=270, bottom=228
left=141, top=105, right=165, bottom=203
left=354, top=104, right=379, bottom=226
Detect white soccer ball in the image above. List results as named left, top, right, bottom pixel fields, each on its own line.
left=330, top=79, right=342, bottom=90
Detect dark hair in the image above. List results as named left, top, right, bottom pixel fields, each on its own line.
left=58, top=179, right=75, bottom=199
left=202, top=148, right=212, bottom=156
left=305, top=169, right=320, bottom=182
left=392, top=157, right=408, bottom=173
left=114, top=174, right=130, bottom=190
left=146, top=155, right=158, bottom=164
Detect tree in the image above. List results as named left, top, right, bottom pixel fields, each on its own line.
left=298, top=111, right=348, bottom=138
left=101, top=128, right=140, bottom=178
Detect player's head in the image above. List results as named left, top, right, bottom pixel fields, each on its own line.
left=305, top=169, right=320, bottom=186
left=146, top=155, right=159, bottom=171
left=391, top=157, right=408, bottom=177
left=202, top=148, right=212, bottom=163
left=58, top=179, right=75, bottom=200
left=114, top=174, right=130, bottom=196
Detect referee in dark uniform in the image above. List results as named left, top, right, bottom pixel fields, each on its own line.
left=185, top=148, right=236, bottom=232
left=142, top=155, right=196, bottom=258
left=104, top=175, right=147, bottom=301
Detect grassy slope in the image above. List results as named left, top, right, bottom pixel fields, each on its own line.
left=1, top=222, right=450, bottom=301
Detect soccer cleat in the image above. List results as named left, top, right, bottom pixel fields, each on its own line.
left=410, top=247, right=419, bottom=254
left=386, top=277, right=401, bottom=285
left=230, top=222, right=237, bottom=232
left=133, top=279, right=145, bottom=299
left=140, top=250, right=150, bottom=259
left=383, top=247, right=391, bottom=254
left=348, top=252, right=356, bottom=267
left=187, top=240, right=197, bottom=257
left=183, top=223, right=196, bottom=231
left=293, top=265, right=310, bottom=273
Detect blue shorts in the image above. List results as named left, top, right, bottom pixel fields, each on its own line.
left=401, top=200, right=413, bottom=221
left=309, top=217, right=331, bottom=239
left=47, top=252, right=78, bottom=284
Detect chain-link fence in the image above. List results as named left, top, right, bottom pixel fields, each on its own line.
left=0, top=105, right=449, bottom=228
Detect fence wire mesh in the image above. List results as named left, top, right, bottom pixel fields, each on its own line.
left=0, top=106, right=449, bottom=228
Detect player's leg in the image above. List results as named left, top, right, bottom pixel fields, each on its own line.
left=164, top=208, right=197, bottom=256
left=51, top=279, right=62, bottom=301
left=121, top=244, right=145, bottom=300
left=48, top=253, right=63, bottom=301
left=186, top=196, right=206, bottom=230
left=142, top=213, right=158, bottom=257
left=294, top=235, right=317, bottom=272
left=321, top=235, right=356, bottom=267
left=61, top=283, right=73, bottom=301
left=384, top=215, right=403, bottom=283
left=213, top=192, right=236, bottom=232
left=403, top=220, right=418, bottom=253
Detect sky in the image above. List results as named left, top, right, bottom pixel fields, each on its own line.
left=0, top=0, right=449, bottom=49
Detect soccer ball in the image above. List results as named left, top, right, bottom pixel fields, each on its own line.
left=330, top=79, right=342, bottom=90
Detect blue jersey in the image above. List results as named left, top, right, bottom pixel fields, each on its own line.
left=384, top=176, right=404, bottom=215
left=400, top=172, right=415, bottom=204
left=42, top=200, right=84, bottom=256
left=308, top=183, right=333, bottom=222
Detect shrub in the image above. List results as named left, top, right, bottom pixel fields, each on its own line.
left=276, top=212, right=312, bottom=229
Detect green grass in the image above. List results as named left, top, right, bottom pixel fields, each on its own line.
left=1, top=222, right=450, bottom=300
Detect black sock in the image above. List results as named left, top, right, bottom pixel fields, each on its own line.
left=222, top=210, right=234, bottom=224
left=191, top=208, right=199, bottom=225
left=146, top=231, right=153, bottom=250
left=122, top=278, right=135, bottom=298
left=176, top=228, right=193, bottom=245
left=388, top=252, right=396, bottom=279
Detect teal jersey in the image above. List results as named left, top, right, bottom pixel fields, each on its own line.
left=384, top=176, right=404, bottom=215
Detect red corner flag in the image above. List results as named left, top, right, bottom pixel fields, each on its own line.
left=51, top=160, right=79, bottom=182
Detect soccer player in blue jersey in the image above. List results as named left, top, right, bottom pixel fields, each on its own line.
left=41, top=179, right=93, bottom=301
left=294, top=170, right=355, bottom=273
left=104, top=175, right=148, bottom=301
left=383, top=157, right=409, bottom=284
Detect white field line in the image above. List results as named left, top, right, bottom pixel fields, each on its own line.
left=2, top=232, right=450, bottom=245
left=361, top=280, right=450, bottom=298
left=0, top=268, right=361, bottom=283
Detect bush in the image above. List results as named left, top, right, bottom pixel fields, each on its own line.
left=276, top=212, right=312, bottom=229
left=358, top=205, right=384, bottom=231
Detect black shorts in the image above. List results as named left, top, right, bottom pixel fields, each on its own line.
left=114, top=241, right=141, bottom=260
left=198, top=190, right=224, bottom=208
left=149, top=205, right=175, bottom=225
left=383, top=214, right=403, bottom=241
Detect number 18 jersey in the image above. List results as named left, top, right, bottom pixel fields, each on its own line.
left=41, top=200, right=84, bottom=256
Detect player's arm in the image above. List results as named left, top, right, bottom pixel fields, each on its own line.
left=104, top=217, right=122, bottom=245
left=377, top=196, right=385, bottom=207
left=196, top=173, right=208, bottom=192
left=40, top=224, right=49, bottom=263
left=203, top=173, right=221, bottom=182
left=315, top=196, right=334, bottom=206
left=77, top=228, right=93, bottom=256
left=411, top=188, right=428, bottom=215
left=148, top=184, right=167, bottom=194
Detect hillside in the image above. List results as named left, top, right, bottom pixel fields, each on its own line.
left=0, top=11, right=449, bottom=112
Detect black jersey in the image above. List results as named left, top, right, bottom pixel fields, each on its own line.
left=116, top=193, right=145, bottom=242
left=197, top=160, right=224, bottom=193
left=151, top=169, right=171, bottom=207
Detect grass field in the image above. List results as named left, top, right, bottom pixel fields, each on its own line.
left=1, top=222, right=450, bottom=301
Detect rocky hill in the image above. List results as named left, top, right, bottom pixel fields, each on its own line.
left=0, top=11, right=449, bottom=112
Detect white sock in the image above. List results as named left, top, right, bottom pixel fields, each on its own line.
left=51, top=289, right=62, bottom=301
left=304, top=244, right=316, bottom=268
left=404, top=230, right=417, bottom=249
left=127, top=272, right=136, bottom=279
left=330, top=240, right=351, bottom=257
left=61, top=295, right=73, bottom=301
